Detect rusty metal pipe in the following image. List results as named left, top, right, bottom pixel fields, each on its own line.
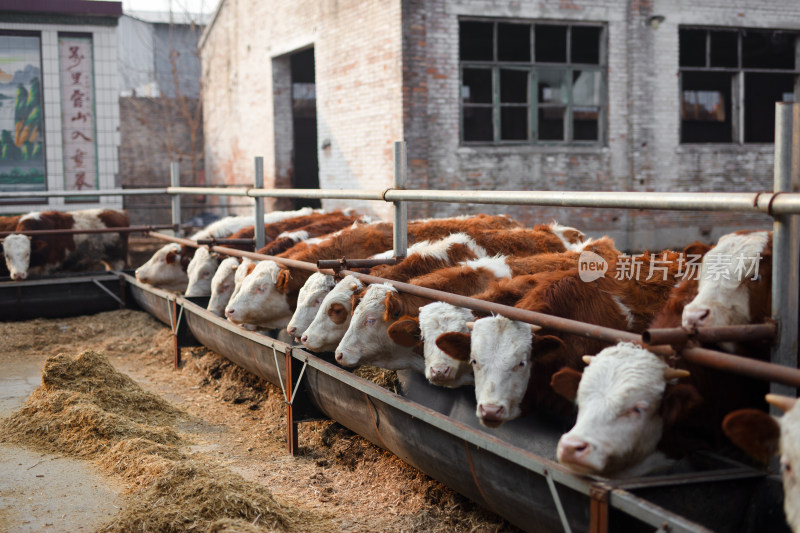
left=1, top=224, right=176, bottom=238
left=195, top=238, right=255, bottom=246
left=316, top=258, right=399, bottom=270
left=643, top=323, right=777, bottom=346
left=144, top=232, right=800, bottom=387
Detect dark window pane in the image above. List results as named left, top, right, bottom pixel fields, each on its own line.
left=681, top=71, right=733, bottom=143
left=535, top=25, right=567, bottom=63
left=498, top=23, right=530, bottom=62
left=538, top=106, right=565, bottom=140
left=571, top=26, right=602, bottom=64
left=460, top=21, right=494, bottom=61
left=500, top=69, right=528, bottom=103
left=680, top=29, right=706, bottom=67
left=501, top=106, right=528, bottom=140
left=463, top=106, right=493, bottom=141
left=462, top=68, right=492, bottom=103
left=573, top=110, right=599, bottom=140
left=709, top=30, right=738, bottom=68
left=744, top=73, right=795, bottom=143
left=743, top=30, right=796, bottom=69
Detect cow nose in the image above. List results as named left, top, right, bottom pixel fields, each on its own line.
left=11, top=272, right=25, bottom=280
left=557, top=436, right=591, bottom=464
left=334, top=351, right=344, bottom=363
left=287, top=326, right=297, bottom=337
left=300, top=334, right=309, bottom=344
left=430, top=365, right=451, bottom=380
left=478, top=403, right=505, bottom=420
left=683, top=307, right=710, bottom=329
left=225, top=308, right=235, bottom=317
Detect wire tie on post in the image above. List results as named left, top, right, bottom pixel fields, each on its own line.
left=544, top=468, right=573, bottom=533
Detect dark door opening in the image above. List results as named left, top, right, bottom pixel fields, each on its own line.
left=290, top=48, right=320, bottom=209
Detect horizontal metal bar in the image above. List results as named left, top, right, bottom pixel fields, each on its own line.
left=610, top=490, right=714, bottom=533
left=316, top=258, right=399, bottom=270
left=0, top=188, right=166, bottom=198
left=195, top=238, right=254, bottom=246
left=165, top=186, right=250, bottom=197
left=0, top=224, right=175, bottom=238
left=643, top=323, right=777, bottom=346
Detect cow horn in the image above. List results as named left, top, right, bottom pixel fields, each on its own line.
left=766, top=393, right=797, bottom=413
left=465, top=322, right=475, bottom=330
left=349, top=283, right=357, bottom=291
left=530, top=324, right=542, bottom=332
left=582, top=355, right=593, bottom=366
left=663, top=367, right=690, bottom=381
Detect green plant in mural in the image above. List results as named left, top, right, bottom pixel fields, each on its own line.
left=0, top=77, right=42, bottom=165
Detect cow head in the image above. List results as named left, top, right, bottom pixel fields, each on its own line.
left=556, top=343, right=697, bottom=477
left=723, top=394, right=800, bottom=532
left=225, top=260, right=292, bottom=329
left=135, top=243, right=189, bottom=292
left=301, top=275, right=363, bottom=352
left=682, top=231, right=772, bottom=335
left=335, top=283, right=423, bottom=372
left=3, top=234, right=32, bottom=280
left=207, top=257, right=240, bottom=316
left=436, top=316, right=558, bottom=428
left=287, top=272, right=337, bottom=340
left=185, top=248, right=221, bottom=297
left=418, top=302, right=475, bottom=388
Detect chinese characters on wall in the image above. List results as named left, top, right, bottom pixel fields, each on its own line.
left=59, top=35, right=97, bottom=193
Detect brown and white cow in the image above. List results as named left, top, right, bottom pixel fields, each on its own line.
left=723, top=394, right=800, bottom=533
left=4, top=209, right=129, bottom=280
left=226, top=214, right=521, bottom=329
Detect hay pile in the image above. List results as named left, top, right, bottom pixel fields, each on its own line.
left=0, top=350, right=320, bottom=533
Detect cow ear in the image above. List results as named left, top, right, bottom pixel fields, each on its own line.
left=683, top=241, right=712, bottom=258
left=382, top=291, right=402, bottom=322
left=660, top=383, right=704, bottom=431
left=722, top=409, right=780, bottom=465
left=550, top=367, right=583, bottom=402
left=531, top=334, right=565, bottom=354
left=165, top=250, right=179, bottom=264
left=275, top=268, right=290, bottom=293
left=350, top=290, right=364, bottom=311
left=435, top=332, right=472, bottom=362
left=387, top=316, right=421, bottom=347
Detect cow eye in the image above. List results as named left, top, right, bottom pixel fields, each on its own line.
left=314, top=298, right=323, bottom=306
left=365, top=318, right=376, bottom=326
left=256, top=285, right=266, bottom=293
left=469, top=359, right=477, bottom=366
left=221, top=284, right=230, bottom=291
left=518, top=361, right=526, bottom=368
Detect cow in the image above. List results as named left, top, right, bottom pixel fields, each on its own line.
left=435, top=251, right=685, bottom=428
left=285, top=272, right=339, bottom=339
left=225, top=214, right=521, bottom=330
left=4, top=209, right=129, bottom=280
left=337, top=237, right=620, bottom=385
left=136, top=207, right=317, bottom=292
left=0, top=214, right=22, bottom=277
left=723, top=394, right=800, bottom=533
left=207, top=256, right=241, bottom=316
left=183, top=210, right=359, bottom=297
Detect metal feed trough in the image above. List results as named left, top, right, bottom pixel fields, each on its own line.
left=3, top=103, right=800, bottom=532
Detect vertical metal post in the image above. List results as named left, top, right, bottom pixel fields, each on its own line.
left=171, top=298, right=182, bottom=369
left=771, top=102, right=800, bottom=401
left=393, top=141, right=408, bottom=259
left=170, top=161, right=181, bottom=236
left=254, top=157, right=266, bottom=250
left=285, top=349, right=298, bottom=456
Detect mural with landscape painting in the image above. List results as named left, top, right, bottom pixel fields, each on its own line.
left=0, top=34, right=44, bottom=196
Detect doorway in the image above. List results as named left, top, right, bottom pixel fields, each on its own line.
left=289, top=48, right=320, bottom=209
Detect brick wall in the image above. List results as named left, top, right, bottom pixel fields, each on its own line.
left=200, top=0, right=403, bottom=219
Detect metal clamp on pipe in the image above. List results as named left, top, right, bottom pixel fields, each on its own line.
left=317, top=257, right=400, bottom=272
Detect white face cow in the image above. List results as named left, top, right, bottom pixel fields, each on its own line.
left=286, top=272, right=338, bottom=340
left=723, top=394, right=800, bottom=533
left=301, top=275, right=364, bottom=352
left=3, top=234, right=32, bottom=280
left=135, top=243, right=188, bottom=292
left=556, top=343, right=691, bottom=477
left=682, top=231, right=770, bottom=331
left=225, top=260, right=292, bottom=329
left=418, top=302, right=475, bottom=388
left=185, top=247, right=220, bottom=297
left=207, top=257, right=240, bottom=316
left=335, top=283, right=424, bottom=372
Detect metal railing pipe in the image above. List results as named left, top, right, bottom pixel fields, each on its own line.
left=195, top=238, right=255, bottom=247
left=170, top=162, right=181, bottom=238
left=642, top=323, right=777, bottom=346
left=0, top=188, right=168, bottom=198
left=316, top=258, right=399, bottom=270
left=393, top=141, right=408, bottom=259
left=254, top=157, right=265, bottom=250
left=246, top=188, right=386, bottom=201
left=771, top=102, right=800, bottom=400
left=165, top=186, right=250, bottom=197
left=0, top=224, right=175, bottom=238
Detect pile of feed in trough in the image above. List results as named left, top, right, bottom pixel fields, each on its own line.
left=0, top=350, right=327, bottom=532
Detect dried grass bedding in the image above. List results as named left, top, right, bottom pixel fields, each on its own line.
left=0, top=309, right=516, bottom=532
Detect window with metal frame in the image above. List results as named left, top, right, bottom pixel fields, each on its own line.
left=459, top=19, right=607, bottom=145
left=679, top=27, right=800, bottom=144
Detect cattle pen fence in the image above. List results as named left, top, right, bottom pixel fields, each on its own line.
left=2, top=103, right=800, bottom=532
